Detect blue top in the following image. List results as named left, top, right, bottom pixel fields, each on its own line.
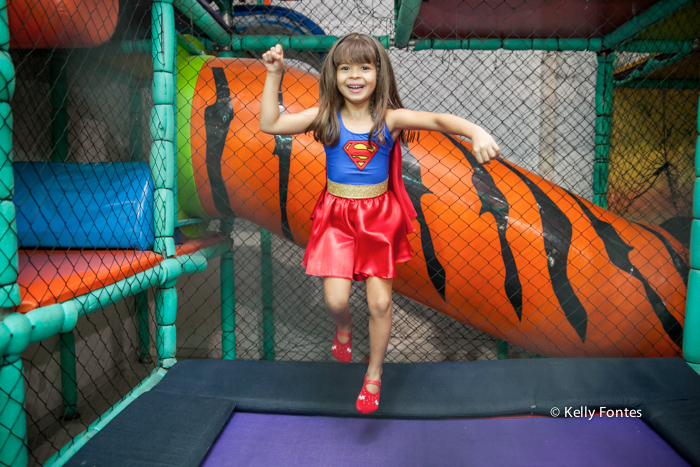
left=324, top=113, right=393, bottom=185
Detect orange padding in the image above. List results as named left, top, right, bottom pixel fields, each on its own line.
left=9, top=0, right=118, bottom=48
left=16, top=234, right=229, bottom=314
left=175, top=233, right=230, bottom=256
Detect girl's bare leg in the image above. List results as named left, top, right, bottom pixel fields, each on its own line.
left=365, top=276, right=393, bottom=393
left=323, top=277, right=353, bottom=343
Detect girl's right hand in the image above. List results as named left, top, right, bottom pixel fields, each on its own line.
left=261, top=44, right=284, bottom=74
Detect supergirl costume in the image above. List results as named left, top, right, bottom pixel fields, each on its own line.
left=302, top=115, right=417, bottom=281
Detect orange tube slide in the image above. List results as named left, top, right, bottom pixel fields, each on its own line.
left=9, top=0, right=118, bottom=48
left=182, top=57, right=687, bottom=358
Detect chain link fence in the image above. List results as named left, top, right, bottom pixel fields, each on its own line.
left=4, top=0, right=697, bottom=464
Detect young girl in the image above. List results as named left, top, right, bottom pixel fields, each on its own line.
left=259, top=33, right=500, bottom=414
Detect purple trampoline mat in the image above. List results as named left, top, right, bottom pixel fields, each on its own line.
left=201, top=413, right=689, bottom=467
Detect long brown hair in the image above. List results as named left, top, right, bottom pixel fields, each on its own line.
left=307, top=33, right=415, bottom=146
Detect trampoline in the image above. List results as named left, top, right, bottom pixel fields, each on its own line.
left=63, top=358, right=700, bottom=466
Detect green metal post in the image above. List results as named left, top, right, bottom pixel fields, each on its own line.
left=130, top=87, right=152, bottom=363
left=59, top=332, right=78, bottom=418
left=130, top=87, right=144, bottom=162
left=136, top=292, right=151, bottom=362
left=172, top=0, right=230, bottom=48
left=50, top=52, right=69, bottom=162
left=261, top=228, right=274, bottom=360
left=496, top=339, right=509, bottom=360
left=220, top=220, right=235, bottom=360
left=220, top=220, right=236, bottom=360
left=593, top=52, right=615, bottom=208
left=49, top=50, right=80, bottom=420
left=220, top=250, right=235, bottom=359
left=684, top=60, right=700, bottom=373
left=602, top=0, right=692, bottom=49
left=394, top=0, right=422, bottom=48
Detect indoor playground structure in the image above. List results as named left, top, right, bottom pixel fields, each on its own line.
left=0, top=0, right=699, bottom=466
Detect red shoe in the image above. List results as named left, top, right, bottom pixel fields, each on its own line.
left=356, top=374, right=381, bottom=414
left=331, top=321, right=352, bottom=363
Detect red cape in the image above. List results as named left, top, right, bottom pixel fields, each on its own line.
left=388, top=140, right=417, bottom=234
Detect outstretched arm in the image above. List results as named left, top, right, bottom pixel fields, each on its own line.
left=259, top=44, right=319, bottom=135
left=386, top=109, right=500, bottom=164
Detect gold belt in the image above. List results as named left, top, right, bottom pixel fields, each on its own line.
left=327, top=178, right=388, bottom=199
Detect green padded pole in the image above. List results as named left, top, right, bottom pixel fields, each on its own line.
left=394, top=0, right=422, bottom=48
left=0, top=359, right=27, bottom=467
left=0, top=313, right=30, bottom=467
left=593, top=52, right=615, bottom=208
left=50, top=52, right=69, bottom=163
left=226, top=35, right=384, bottom=53
left=0, top=251, right=219, bottom=361
left=152, top=0, right=178, bottom=368
left=155, top=284, right=177, bottom=367
left=261, top=229, right=274, bottom=360
left=683, top=61, right=700, bottom=371
left=151, top=0, right=177, bottom=259
left=59, top=332, right=78, bottom=418
left=0, top=0, right=18, bottom=307
left=0, top=1, right=24, bottom=463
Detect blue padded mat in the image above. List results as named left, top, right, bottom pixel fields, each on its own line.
left=14, top=162, right=154, bottom=249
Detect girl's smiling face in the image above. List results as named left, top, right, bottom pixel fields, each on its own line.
left=336, top=61, right=377, bottom=108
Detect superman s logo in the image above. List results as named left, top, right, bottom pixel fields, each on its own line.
left=343, top=140, right=378, bottom=170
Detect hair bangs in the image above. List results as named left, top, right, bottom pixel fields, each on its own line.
left=332, top=36, right=378, bottom=67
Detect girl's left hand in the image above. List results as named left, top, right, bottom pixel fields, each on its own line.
left=471, top=127, right=501, bottom=164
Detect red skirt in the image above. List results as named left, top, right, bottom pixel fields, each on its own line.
left=302, top=190, right=414, bottom=281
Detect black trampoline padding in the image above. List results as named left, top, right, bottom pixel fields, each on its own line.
left=63, top=390, right=235, bottom=467
left=153, top=358, right=700, bottom=419
left=65, top=358, right=700, bottom=467
left=641, top=399, right=700, bottom=467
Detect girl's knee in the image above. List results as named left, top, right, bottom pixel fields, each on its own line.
left=325, top=295, right=349, bottom=315
left=368, top=295, right=392, bottom=317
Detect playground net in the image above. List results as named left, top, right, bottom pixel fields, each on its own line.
left=3, top=0, right=698, bottom=465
